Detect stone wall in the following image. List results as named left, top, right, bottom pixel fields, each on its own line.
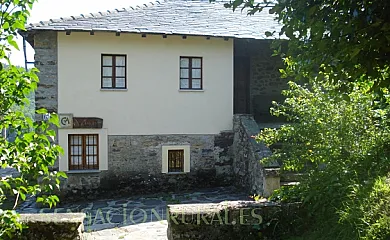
left=19, top=213, right=85, bottom=240
left=167, top=201, right=305, bottom=240
left=32, top=31, right=59, bottom=167
left=233, top=114, right=280, bottom=197
left=34, top=31, right=58, bottom=113
left=234, top=39, right=287, bottom=122
left=62, top=132, right=234, bottom=200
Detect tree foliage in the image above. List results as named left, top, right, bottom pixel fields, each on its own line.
left=0, top=0, right=65, bottom=238
left=257, top=82, right=390, bottom=239
left=222, top=0, right=390, bottom=239
left=224, top=0, right=390, bottom=91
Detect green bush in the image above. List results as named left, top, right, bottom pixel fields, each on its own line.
left=340, top=176, right=390, bottom=240
left=258, top=81, right=390, bottom=239
left=0, top=0, right=65, bottom=238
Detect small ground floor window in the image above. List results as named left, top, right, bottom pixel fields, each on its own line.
left=68, top=134, right=99, bottom=170
left=162, top=145, right=190, bottom=173
left=168, top=149, right=184, bottom=172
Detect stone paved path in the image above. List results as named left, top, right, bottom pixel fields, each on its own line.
left=18, top=187, right=252, bottom=240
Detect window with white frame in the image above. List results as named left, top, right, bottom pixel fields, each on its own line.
left=162, top=145, right=190, bottom=173
left=180, top=57, right=202, bottom=90
left=101, top=54, right=127, bottom=89
left=59, top=129, right=108, bottom=172
left=68, top=134, right=99, bottom=170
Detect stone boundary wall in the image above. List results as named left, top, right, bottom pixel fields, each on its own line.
left=233, top=114, right=280, bottom=197
left=19, top=213, right=85, bottom=240
left=167, top=201, right=304, bottom=240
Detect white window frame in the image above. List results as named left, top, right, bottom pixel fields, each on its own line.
left=162, top=145, right=190, bottom=173
left=58, top=128, right=108, bottom=172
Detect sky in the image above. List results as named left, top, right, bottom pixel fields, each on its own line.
left=11, top=0, right=150, bottom=66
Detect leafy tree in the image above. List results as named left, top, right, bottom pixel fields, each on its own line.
left=0, top=0, right=65, bottom=238
left=220, top=0, right=390, bottom=238
left=257, top=82, right=390, bottom=239
left=223, top=0, right=390, bottom=91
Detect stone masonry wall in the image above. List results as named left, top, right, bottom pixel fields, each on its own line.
left=63, top=132, right=234, bottom=200
left=250, top=42, right=286, bottom=122
left=233, top=115, right=280, bottom=197
left=19, top=213, right=85, bottom=240
left=34, top=31, right=58, bottom=113
left=33, top=31, right=59, bottom=171
left=167, top=201, right=305, bottom=240
left=235, top=39, right=287, bottom=122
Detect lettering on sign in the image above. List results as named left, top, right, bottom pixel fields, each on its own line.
left=58, top=114, right=73, bottom=128
left=73, top=117, right=103, bottom=129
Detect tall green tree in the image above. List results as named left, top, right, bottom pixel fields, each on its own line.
left=223, top=0, right=390, bottom=91
left=221, top=0, right=390, bottom=239
left=0, top=0, right=65, bottom=238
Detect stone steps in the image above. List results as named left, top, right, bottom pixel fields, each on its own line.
left=280, top=172, right=303, bottom=188
left=280, top=172, right=305, bottom=182
left=280, top=181, right=300, bottom=187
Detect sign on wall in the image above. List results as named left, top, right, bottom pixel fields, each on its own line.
left=57, top=114, right=103, bottom=129
left=42, top=113, right=51, bottom=121
left=58, top=114, right=73, bottom=128
left=73, top=117, right=103, bottom=129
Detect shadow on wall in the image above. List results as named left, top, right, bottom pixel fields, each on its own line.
left=252, top=94, right=287, bottom=123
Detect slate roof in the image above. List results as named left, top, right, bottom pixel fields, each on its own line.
left=25, top=0, right=281, bottom=39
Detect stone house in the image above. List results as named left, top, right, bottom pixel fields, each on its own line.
left=23, top=0, right=285, bottom=198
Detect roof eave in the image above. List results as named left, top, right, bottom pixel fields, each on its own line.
left=24, top=27, right=283, bottom=42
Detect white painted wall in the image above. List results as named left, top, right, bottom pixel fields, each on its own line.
left=57, top=32, right=233, bottom=135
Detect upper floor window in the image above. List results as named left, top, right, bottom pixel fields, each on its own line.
left=101, top=54, right=126, bottom=89
left=69, top=134, right=99, bottom=170
left=180, top=57, right=202, bottom=90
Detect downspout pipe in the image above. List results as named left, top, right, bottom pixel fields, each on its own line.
left=23, top=35, right=28, bottom=71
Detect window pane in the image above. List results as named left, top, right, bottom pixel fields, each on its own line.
left=180, top=58, right=189, bottom=67
left=87, top=156, right=96, bottom=165
left=71, top=146, right=82, bottom=155
left=103, top=67, right=113, bottom=77
left=71, top=135, right=82, bottom=145
left=71, top=156, right=81, bottom=165
left=87, top=146, right=97, bottom=155
left=192, top=79, right=201, bottom=89
left=86, top=135, right=97, bottom=145
left=116, top=67, right=125, bottom=77
left=102, top=56, right=112, bottom=66
left=192, top=69, right=201, bottom=78
left=192, top=58, right=201, bottom=68
left=180, top=69, right=189, bottom=78
left=168, top=150, right=184, bottom=172
left=116, top=78, right=126, bottom=88
left=180, top=78, right=189, bottom=89
left=102, top=78, right=112, bottom=88
left=116, top=56, right=126, bottom=66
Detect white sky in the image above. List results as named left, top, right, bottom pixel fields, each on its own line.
left=11, top=0, right=150, bottom=67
